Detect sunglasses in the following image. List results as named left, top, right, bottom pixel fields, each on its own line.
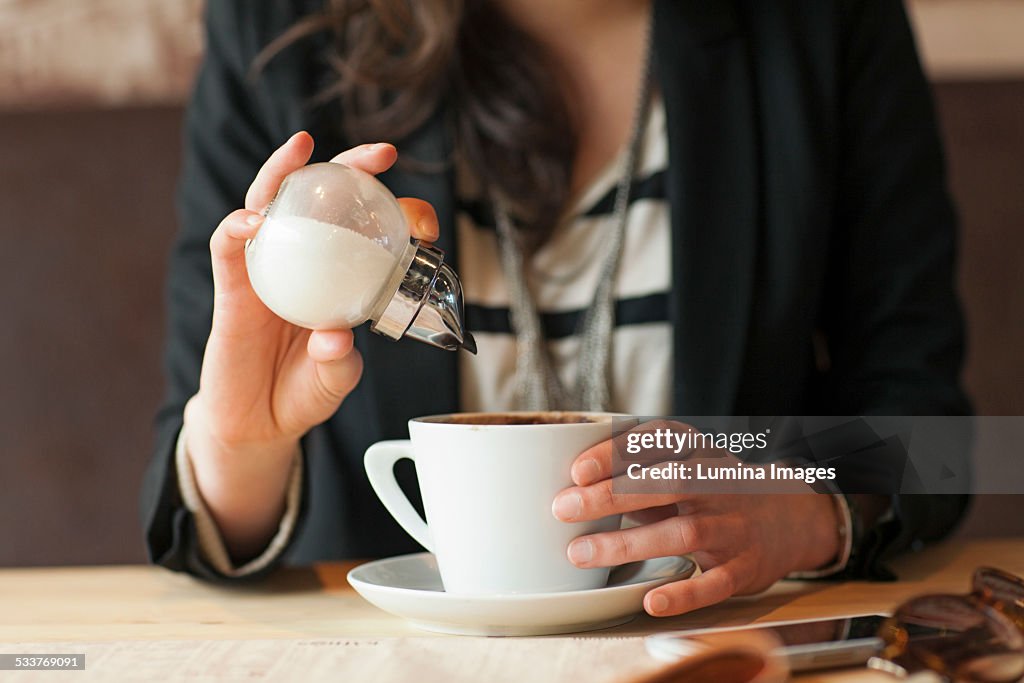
left=869, top=566, right=1024, bottom=682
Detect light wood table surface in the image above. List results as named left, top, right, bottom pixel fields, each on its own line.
left=0, top=538, right=1021, bottom=681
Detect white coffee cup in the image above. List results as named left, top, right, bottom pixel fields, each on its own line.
left=364, top=412, right=622, bottom=595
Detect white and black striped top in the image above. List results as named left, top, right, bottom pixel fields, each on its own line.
left=456, top=99, right=673, bottom=415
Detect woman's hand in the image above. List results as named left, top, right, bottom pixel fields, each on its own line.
left=551, top=423, right=842, bottom=617
left=186, top=132, right=439, bottom=561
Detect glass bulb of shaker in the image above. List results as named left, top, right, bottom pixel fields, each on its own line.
left=245, top=162, right=415, bottom=330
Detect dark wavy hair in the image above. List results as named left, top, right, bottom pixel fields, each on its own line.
left=255, top=0, right=577, bottom=248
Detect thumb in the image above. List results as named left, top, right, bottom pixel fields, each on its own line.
left=307, top=330, right=364, bottom=403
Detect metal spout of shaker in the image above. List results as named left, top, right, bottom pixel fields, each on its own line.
left=370, top=243, right=476, bottom=353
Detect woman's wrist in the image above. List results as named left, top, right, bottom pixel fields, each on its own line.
left=183, top=394, right=300, bottom=463
left=182, top=395, right=301, bottom=562
left=793, top=494, right=846, bottom=573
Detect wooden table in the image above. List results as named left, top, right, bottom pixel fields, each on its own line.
left=0, top=539, right=1021, bottom=682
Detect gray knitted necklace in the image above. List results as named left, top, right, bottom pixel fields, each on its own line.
left=492, top=18, right=654, bottom=411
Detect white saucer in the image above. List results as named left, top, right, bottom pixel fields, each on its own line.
left=347, top=552, right=695, bottom=636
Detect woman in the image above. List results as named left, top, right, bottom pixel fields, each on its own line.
left=142, top=0, right=969, bottom=616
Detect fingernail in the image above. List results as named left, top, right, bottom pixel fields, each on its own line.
left=648, top=593, right=670, bottom=615
left=575, top=459, right=601, bottom=485
left=417, top=216, right=438, bottom=240
left=568, top=539, right=594, bottom=565
left=246, top=214, right=265, bottom=226
left=552, top=493, right=582, bottom=521
left=368, top=142, right=387, bottom=151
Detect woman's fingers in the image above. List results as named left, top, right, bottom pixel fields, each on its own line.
left=566, top=513, right=706, bottom=568
left=552, top=474, right=686, bottom=522
left=245, top=131, right=316, bottom=212
left=399, top=198, right=440, bottom=242
left=213, top=130, right=315, bottom=304
left=644, top=563, right=740, bottom=617
left=209, top=209, right=264, bottom=298
left=329, top=142, right=398, bottom=175
left=571, top=440, right=616, bottom=486
left=307, top=330, right=364, bottom=402
left=571, top=420, right=696, bottom=487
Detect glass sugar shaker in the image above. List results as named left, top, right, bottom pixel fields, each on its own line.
left=245, top=162, right=476, bottom=353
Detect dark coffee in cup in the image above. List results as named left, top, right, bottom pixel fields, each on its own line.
left=422, top=412, right=599, bottom=426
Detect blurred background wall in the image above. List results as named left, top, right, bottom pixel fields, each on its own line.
left=0, top=0, right=1022, bottom=566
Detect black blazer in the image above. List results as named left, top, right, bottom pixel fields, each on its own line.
left=142, top=0, right=970, bottom=580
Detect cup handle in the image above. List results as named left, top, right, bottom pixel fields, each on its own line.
left=364, top=440, right=433, bottom=552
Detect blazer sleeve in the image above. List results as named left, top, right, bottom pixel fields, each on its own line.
left=824, top=0, right=970, bottom=576
left=139, top=0, right=304, bottom=579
